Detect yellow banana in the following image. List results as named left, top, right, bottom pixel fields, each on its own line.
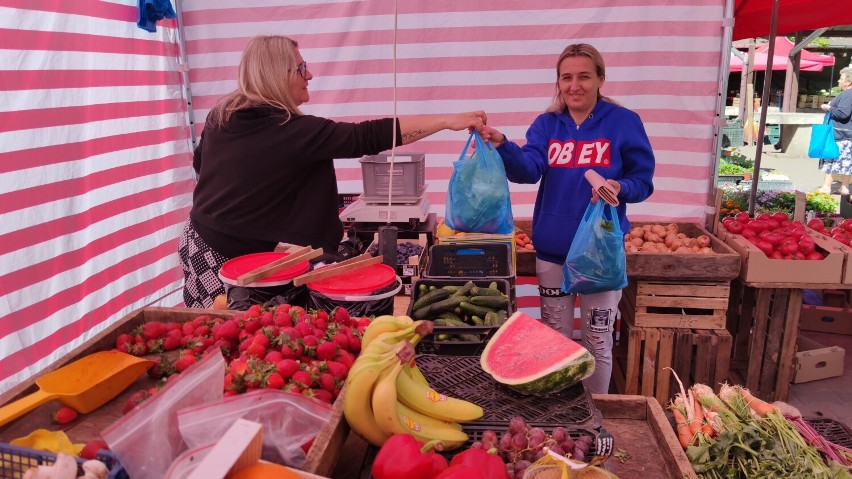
left=342, top=353, right=397, bottom=447
left=397, top=401, right=463, bottom=431
left=371, top=362, right=469, bottom=450
left=360, top=315, right=414, bottom=350
left=402, top=359, right=430, bottom=387
left=395, top=365, right=484, bottom=423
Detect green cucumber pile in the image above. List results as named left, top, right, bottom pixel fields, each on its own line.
left=410, top=280, right=510, bottom=342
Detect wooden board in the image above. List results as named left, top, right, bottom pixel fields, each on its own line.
left=626, top=222, right=741, bottom=281
left=0, top=307, right=339, bottom=477
left=621, top=279, right=730, bottom=329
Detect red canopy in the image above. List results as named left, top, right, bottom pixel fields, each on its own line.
left=755, top=37, right=835, bottom=66
left=729, top=50, right=824, bottom=72
left=734, top=0, right=852, bottom=40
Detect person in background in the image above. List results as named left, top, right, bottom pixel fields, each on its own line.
left=817, top=66, right=852, bottom=195
left=480, top=43, right=655, bottom=394
left=180, top=35, right=487, bottom=308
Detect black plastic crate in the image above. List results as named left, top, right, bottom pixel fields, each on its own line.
left=0, top=443, right=127, bottom=479
left=805, top=417, right=852, bottom=449
left=415, top=355, right=602, bottom=430
left=408, top=278, right=513, bottom=355
left=426, top=243, right=512, bottom=278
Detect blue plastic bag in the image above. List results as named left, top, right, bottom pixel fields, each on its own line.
left=562, top=201, right=627, bottom=294
left=445, top=132, right=514, bottom=234
left=808, top=113, right=840, bottom=160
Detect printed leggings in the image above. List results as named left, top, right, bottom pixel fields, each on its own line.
left=536, top=258, right=621, bottom=394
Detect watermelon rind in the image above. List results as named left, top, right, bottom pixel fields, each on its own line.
left=481, top=311, right=595, bottom=395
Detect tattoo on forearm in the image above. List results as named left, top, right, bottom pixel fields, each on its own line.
left=402, top=129, right=426, bottom=142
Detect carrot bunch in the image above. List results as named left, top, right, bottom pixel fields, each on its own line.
left=666, top=369, right=842, bottom=478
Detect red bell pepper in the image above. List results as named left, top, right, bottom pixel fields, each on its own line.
left=449, top=447, right=510, bottom=479
left=372, top=434, right=448, bottom=479
left=435, top=464, right=488, bottom=479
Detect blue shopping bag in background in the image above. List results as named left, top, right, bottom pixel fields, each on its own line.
left=562, top=201, right=627, bottom=294
left=808, top=113, right=840, bottom=160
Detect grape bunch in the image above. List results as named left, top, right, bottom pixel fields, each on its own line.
left=366, top=241, right=424, bottom=265
left=471, top=416, right=596, bottom=479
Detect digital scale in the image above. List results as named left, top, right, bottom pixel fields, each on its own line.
left=338, top=195, right=431, bottom=226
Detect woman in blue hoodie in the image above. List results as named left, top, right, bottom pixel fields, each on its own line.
left=482, top=44, right=655, bottom=393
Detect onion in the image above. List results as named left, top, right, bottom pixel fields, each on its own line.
left=699, top=246, right=712, bottom=254
left=665, top=223, right=679, bottom=232
left=668, top=238, right=683, bottom=251
left=645, top=233, right=661, bottom=243
left=696, top=235, right=711, bottom=248
left=629, top=237, right=644, bottom=247
left=674, top=246, right=693, bottom=254
left=628, top=227, right=644, bottom=239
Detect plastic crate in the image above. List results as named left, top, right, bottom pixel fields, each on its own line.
left=426, top=243, right=512, bottom=278
left=805, top=417, right=852, bottom=449
left=0, top=443, right=127, bottom=479
left=738, top=179, right=794, bottom=191
left=721, top=120, right=744, bottom=148
left=408, top=278, right=513, bottom=355
left=338, top=193, right=359, bottom=213
left=359, top=152, right=426, bottom=202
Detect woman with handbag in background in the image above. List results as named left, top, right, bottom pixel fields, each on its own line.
left=816, top=66, right=852, bottom=195
left=480, top=44, right=655, bottom=394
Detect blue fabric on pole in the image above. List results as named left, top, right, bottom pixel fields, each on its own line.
left=137, top=0, right=177, bottom=33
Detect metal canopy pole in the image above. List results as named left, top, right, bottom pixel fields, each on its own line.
left=748, top=0, right=781, bottom=216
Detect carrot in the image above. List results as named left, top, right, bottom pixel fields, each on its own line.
left=693, top=393, right=714, bottom=437
left=671, top=406, right=692, bottom=449
left=738, top=386, right=777, bottom=417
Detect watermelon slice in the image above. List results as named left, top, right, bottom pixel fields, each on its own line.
left=481, top=311, right=595, bottom=395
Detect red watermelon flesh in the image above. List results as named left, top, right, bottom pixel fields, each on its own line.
left=480, top=311, right=595, bottom=395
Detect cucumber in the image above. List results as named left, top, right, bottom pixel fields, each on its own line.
left=427, top=296, right=468, bottom=315
left=470, top=286, right=501, bottom=297
left=470, top=295, right=510, bottom=309
left=437, top=311, right=464, bottom=323
left=453, top=281, right=476, bottom=297
left=484, top=311, right=500, bottom=326
left=435, top=333, right=451, bottom=341
left=469, top=315, right=484, bottom=326
left=429, top=285, right=437, bottom=292
left=460, top=302, right=495, bottom=317
left=441, top=285, right=460, bottom=293
left=434, top=316, right=467, bottom=327
left=496, top=309, right=508, bottom=325
left=457, top=333, right=480, bottom=342
left=418, top=284, right=429, bottom=295
left=411, top=288, right=451, bottom=311
left=489, top=281, right=498, bottom=290
left=412, top=305, right=433, bottom=320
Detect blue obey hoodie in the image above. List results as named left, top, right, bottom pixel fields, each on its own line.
left=497, top=100, right=655, bottom=265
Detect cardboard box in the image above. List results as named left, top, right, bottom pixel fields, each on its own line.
left=716, top=222, right=844, bottom=284
left=801, top=303, right=852, bottom=335
left=805, top=227, right=852, bottom=285
left=793, top=336, right=845, bottom=383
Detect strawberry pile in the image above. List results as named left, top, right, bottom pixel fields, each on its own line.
left=116, top=304, right=369, bottom=413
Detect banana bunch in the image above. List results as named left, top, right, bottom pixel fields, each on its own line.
left=343, top=315, right=484, bottom=449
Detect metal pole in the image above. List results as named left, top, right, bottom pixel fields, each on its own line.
left=748, top=0, right=780, bottom=216
left=712, top=0, right=737, bottom=199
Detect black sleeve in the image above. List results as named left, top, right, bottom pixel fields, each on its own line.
left=288, top=116, right=403, bottom=161
left=192, top=129, right=204, bottom=174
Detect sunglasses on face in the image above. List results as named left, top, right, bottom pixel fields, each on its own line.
left=294, top=61, right=308, bottom=79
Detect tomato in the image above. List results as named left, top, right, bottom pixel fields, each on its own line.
left=771, top=212, right=789, bottom=222
left=765, top=219, right=781, bottom=231
left=842, top=219, right=852, bottom=232
left=789, top=228, right=807, bottom=240
left=762, top=233, right=784, bottom=246
left=831, top=227, right=846, bottom=237
left=806, top=252, right=825, bottom=260
left=807, top=218, right=826, bottom=231
left=755, top=213, right=771, bottom=221
left=749, top=220, right=768, bottom=232
left=832, top=234, right=849, bottom=245
left=736, top=212, right=752, bottom=222
left=724, top=220, right=745, bottom=234
left=799, top=240, right=816, bottom=255
left=795, top=252, right=806, bottom=260
left=756, top=240, right=775, bottom=256
left=770, top=250, right=786, bottom=260
left=741, top=228, right=758, bottom=239
left=778, top=239, right=799, bottom=255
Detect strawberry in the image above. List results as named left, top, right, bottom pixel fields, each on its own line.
left=347, top=335, right=361, bottom=353
left=318, top=373, right=337, bottom=393
left=263, top=350, right=283, bottom=364
left=194, top=324, right=211, bottom=337
left=115, top=333, right=133, bottom=351
left=216, top=319, right=241, bottom=340
left=266, top=372, right=285, bottom=390
left=277, top=327, right=301, bottom=342
left=122, top=390, right=151, bottom=414
left=239, top=337, right=254, bottom=353
left=174, top=353, right=197, bottom=372
left=229, top=358, right=249, bottom=377
left=252, top=333, right=271, bottom=349
left=52, top=406, right=78, bottom=424
left=147, top=355, right=176, bottom=379
left=335, top=350, right=355, bottom=369
left=312, top=315, right=328, bottom=333
left=80, top=439, right=109, bottom=460
left=291, top=370, right=313, bottom=389
left=244, top=319, right=261, bottom=334
left=246, top=304, right=262, bottom=319
left=142, top=322, right=167, bottom=340
left=280, top=340, right=304, bottom=360
left=306, top=388, right=334, bottom=404
left=260, top=313, right=275, bottom=327
left=260, top=311, right=273, bottom=325
left=127, top=341, right=148, bottom=356
left=314, top=310, right=329, bottom=322
left=274, top=304, right=292, bottom=315
left=331, top=307, right=350, bottom=325
left=193, top=314, right=212, bottom=325
left=276, top=359, right=300, bottom=379
left=165, top=321, right=182, bottom=332
left=324, top=361, right=349, bottom=381
left=331, top=333, right=350, bottom=352
left=246, top=341, right=266, bottom=357
left=273, top=313, right=293, bottom=328
left=302, top=335, right=320, bottom=349
left=282, top=383, right=302, bottom=394
left=288, top=306, right=307, bottom=321
left=315, top=342, right=338, bottom=361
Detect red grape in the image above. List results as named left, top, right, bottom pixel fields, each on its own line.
left=508, top=416, right=526, bottom=435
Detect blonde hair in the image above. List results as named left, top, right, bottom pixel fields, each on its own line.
left=208, top=35, right=304, bottom=126
left=546, top=43, right=618, bottom=113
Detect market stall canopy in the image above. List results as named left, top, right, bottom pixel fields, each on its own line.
left=755, top=37, right=836, bottom=66
left=733, top=0, right=852, bottom=40
left=729, top=50, right=824, bottom=72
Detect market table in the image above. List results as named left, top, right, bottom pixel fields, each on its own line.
left=728, top=281, right=852, bottom=402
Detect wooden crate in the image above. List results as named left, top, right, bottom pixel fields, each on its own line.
left=620, top=279, right=730, bottom=329
left=626, top=222, right=741, bottom=281
left=613, top=315, right=732, bottom=406
left=0, top=307, right=341, bottom=478
left=514, top=219, right=536, bottom=276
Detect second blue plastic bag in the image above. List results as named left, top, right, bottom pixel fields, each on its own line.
left=562, top=200, right=627, bottom=295
left=444, top=132, right=514, bottom=234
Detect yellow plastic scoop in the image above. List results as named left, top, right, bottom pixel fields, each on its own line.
left=0, top=350, right=154, bottom=427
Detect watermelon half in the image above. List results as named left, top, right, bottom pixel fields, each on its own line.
left=481, top=311, right=595, bottom=395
